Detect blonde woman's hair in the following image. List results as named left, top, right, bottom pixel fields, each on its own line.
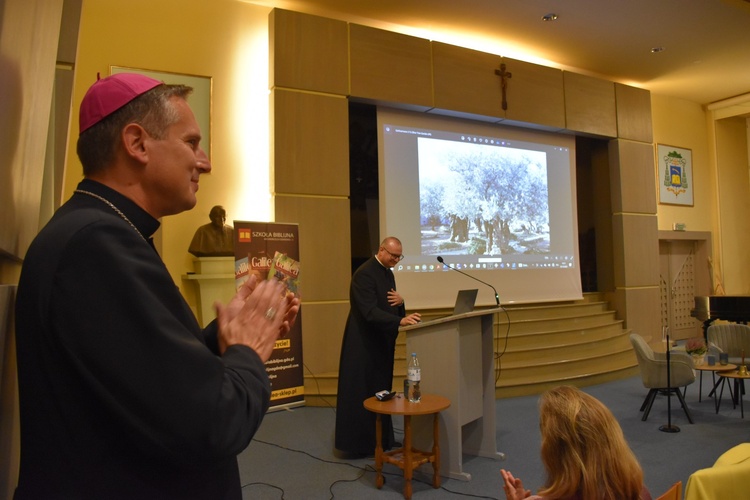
left=537, top=385, right=644, bottom=500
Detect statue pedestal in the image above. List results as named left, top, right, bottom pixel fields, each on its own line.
left=183, top=257, right=235, bottom=327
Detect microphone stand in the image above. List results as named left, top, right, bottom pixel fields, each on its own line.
left=659, top=333, right=680, bottom=433
left=436, top=256, right=500, bottom=306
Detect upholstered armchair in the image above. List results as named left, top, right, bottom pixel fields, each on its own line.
left=629, top=333, right=696, bottom=423
left=707, top=323, right=750, bottom=366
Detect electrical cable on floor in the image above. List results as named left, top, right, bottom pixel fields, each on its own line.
left=303, top=362, right=337, bottom=412
left=302, top=364, right=408, bottom=435
left=327, top=465, right=370, bottom=498
left=244, top=438, right=501, bottom=499
left=241, top=481, right=285, bottom=499
left=494, top=305, right=512, bottom=384
left=292, top=316, right=504, bottom=497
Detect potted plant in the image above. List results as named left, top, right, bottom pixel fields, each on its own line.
left=685, top=337, right=707, bottom=365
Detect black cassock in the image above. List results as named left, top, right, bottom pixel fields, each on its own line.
left=335, top=256, right=405, bottom=455
left=14, top=179, right=270, bottom=499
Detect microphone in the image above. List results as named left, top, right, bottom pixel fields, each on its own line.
left=437, top=256, right=500, bottom=306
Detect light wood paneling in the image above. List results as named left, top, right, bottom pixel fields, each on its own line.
left=269, top=7, right=658, bottom=404
left=431, top=42, right=504, bottom=120
left=507, top=322, right=626, bottom=349
left=272, top=89, right=349, bottom=196
left=615, top=83, right=653, bottom=143
left=609, top=139, right=657, bottom=214
left=499, top=310, right=619, bottom=335
left=430, top=46, right=565, bottom=129
left=611, top=286, right=661, bottom=338
left=502, top=57, right=565, bottom=130
left=274, top=196, right=351, bottom=302
left=564, top=71, right=617, bottom=137
left=349, top=23, right=433, bottom=107
left=269, top=9, right=349, bottom=95
left=299, top=302, right=351, bottom=374
left=612, top=214, right=659, bottom=287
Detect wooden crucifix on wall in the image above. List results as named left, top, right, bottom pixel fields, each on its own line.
left=494, top=63, right=512, bottom=111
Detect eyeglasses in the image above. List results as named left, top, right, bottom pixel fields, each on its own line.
left=382, top=247, right=404, bottom=261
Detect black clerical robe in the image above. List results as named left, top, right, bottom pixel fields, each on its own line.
left=14, top=179, right=269, bottom=499
left=334, top=256, right=405, bottom=455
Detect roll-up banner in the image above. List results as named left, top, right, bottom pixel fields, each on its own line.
left=234, top=221, right=304, bottom=411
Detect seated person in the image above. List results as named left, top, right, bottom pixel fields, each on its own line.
left=501, top=385, right=652, bottom=500
left=188, top=205, right=234, bottom=256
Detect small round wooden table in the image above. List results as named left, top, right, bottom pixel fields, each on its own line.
left=694, top=362, right=736, bottom=411
left=363, top=393, right=451, bottom=500
left=717, top=368, right=750, bottom=418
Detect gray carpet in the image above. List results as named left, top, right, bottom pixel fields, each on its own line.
left=238, top=375, right=749, bottom=499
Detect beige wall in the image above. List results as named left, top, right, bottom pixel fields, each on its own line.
left=652, top=95, right=715, bottom=233
left=652, top=94, right=750, bottom=295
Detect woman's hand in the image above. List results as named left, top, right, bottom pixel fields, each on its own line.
left=501, top=469, right=532, bottom=500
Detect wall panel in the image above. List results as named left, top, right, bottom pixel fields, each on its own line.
left=613, top=214, right=660, bottom=287
left=349, top=24, right=433, bottom=107
left=274, top=196, right=351, bottom=302
left=611, top=287, right=661, bottom=338
left=615, top=83, right=653, bottom=143
left=272, top=90, right=349, bottom=196
left=431, top=42, right=504, bottom=120
left=564, top=72, right=617, bottom=137
left=609, top=139, right=658, bottom=214
left=269, top=9, right=348, bottom=95
left=502, top=57, right=565, bottom=129
left=298, top=302, right=350, bottom=374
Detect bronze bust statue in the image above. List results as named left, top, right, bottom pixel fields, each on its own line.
left=188, top=205, right=234, bottom=257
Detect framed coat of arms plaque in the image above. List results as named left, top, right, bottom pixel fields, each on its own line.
left=657, top=144, right=693, bottom=206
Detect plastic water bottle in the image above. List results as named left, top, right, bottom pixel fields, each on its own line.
left=406, top=352, right=421, bottom=402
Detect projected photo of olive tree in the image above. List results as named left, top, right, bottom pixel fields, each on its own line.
left=418, top=137, right=550, bottom=256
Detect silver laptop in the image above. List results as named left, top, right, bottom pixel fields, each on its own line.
left=453, top=289, right=478, bottom=315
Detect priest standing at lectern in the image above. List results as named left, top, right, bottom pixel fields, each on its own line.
left=334, top=236, right=422, bottom=458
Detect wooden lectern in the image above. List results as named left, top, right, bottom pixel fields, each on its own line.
left=400, top=308, right=505, bottom=481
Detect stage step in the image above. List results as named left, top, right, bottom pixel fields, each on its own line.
left=303, top=292, right=638, bottom=404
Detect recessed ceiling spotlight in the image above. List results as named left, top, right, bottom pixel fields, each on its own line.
left=651, top=46, right=665, bottom=53
left=542, top=13, right=558, bottom=22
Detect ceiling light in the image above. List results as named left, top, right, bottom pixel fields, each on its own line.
left=651, top=46, right=665, bottom=53
left=542, top=13, right=558, bottom=22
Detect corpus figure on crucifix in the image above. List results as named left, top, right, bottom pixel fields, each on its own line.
left=495, top=63, right=512, bottom=111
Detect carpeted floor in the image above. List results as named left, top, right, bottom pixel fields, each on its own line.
left=238, top=375, right=750, bottom=499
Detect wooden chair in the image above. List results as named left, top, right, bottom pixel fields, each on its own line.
left=655, top=480, right=682, bottom=500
